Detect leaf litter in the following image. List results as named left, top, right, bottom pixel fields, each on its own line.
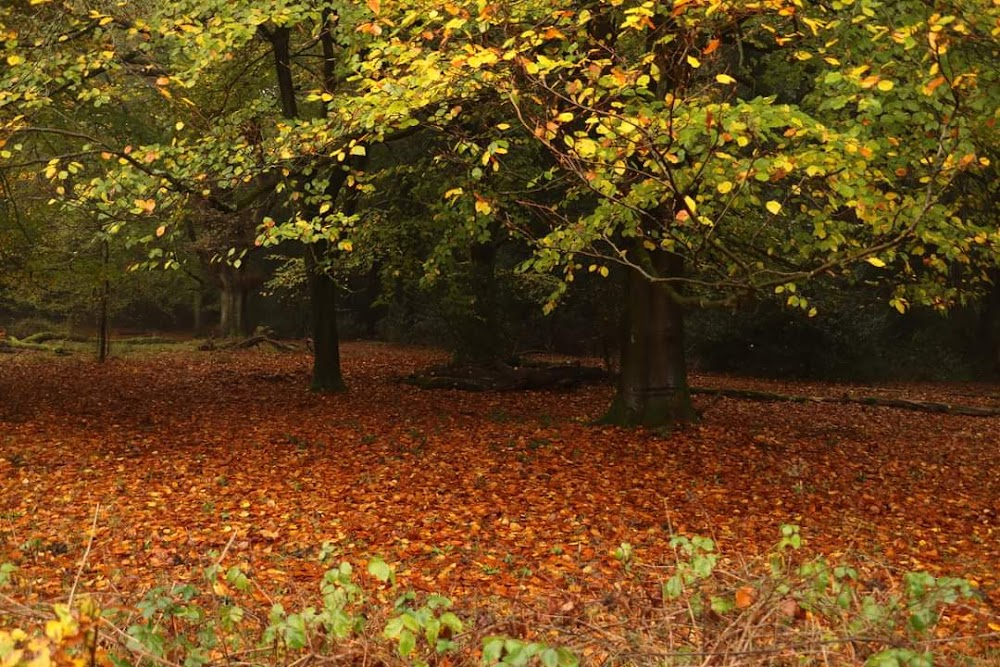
left=0, top=343, right=996, bottom=656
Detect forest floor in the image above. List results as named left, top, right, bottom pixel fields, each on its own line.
left=0, top=342, right=997, bottom=664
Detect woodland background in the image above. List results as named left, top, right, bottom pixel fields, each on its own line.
left=1, top=0, right=999, bottom=665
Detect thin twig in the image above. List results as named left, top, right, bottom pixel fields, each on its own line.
left=68, top=503, right=100, bottom=607
left=216, top=530, right=238, bottom=565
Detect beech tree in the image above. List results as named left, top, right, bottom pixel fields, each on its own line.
left=485, top=0, right=1000, bottom=425
left=1, top=0, right=493, bottom=387
left=2, top=0, right=997, bottom=416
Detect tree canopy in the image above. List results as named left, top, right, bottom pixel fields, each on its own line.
left=2, top=0, right=998, bottom=423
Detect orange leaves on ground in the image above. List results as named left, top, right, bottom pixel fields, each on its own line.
left=0, top=343, right=996, bottom=632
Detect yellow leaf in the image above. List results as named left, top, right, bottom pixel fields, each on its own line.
left=876, top=79, right=894, bottom=91
left=338, top=240, right=354, bottom=252
left=765, top=200, right=782, bottom=215
left=575, top=137, right=597, bottom=158
left=349, top=144, right=367, bottom=156
left=45, top=619, right=65, bottom=642
left=598, top=266, right=609, bottom=278
left=6, top=54, right=23, bottom=66
left=717, top=181, right=734, bottom=194
left=155, top=225, right=166, bottom=237
left=135, top=199, right=155, bottom=214
left=175, top=121, right=184, bottom=131
left=444, top=187, right=463, bottom=199
left=683, top=195, right=697, bottom=213
left=474, top=197, right=492, bottom=215
left=866, top=256, right=886, bottom=268
left=715, top=73, right=736, bottom=84
left=686, top=55, right=701, bottom=68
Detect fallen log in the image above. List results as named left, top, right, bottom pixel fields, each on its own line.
left=691, top=387, right=1000, bottom=417
left=2, top=336, right=64, bottom=353
left=200, top=335, right=299, bottom=352
left=20, top=331, right=89, bottom=344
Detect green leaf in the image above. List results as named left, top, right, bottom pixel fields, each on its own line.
left=482, top=636, right=505, bottom=663
left=368, top=558, right=392, bottom=583
left=396, top=628, right=416, bottom=657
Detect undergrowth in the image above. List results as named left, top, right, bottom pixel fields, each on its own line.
left=0, top=526, right=995, bottom=667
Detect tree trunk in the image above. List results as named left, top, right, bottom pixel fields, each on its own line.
left=306, top=250, right=346, bottom=392
left=98, top=285, right=109, bottom=362
left=218, top=267, right=250, bottom=338
left=455, top=240, right=503, bottom=365
left=97, top=240, right=110, bottom=362
left=363, top=261, right=382, bottom=337
left=267, top=18, right=346, bottom=391
left=979, top=269, right=1000, bottom=375
left=192, top=286, right=204, bottom=336
left=601, top=251, right=698, bottom=427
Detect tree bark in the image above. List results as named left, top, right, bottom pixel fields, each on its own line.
left=192, top=285, right=204, bottom=336
left=363, top=261, right=382, bottom=337
left=266, top=16, right=347, bottom=391
left=306, top=249, right=346, bottom=392
left=97, top=240, right=110, bottom=362
left=980, top=269, right=1000, bottom=374
left=601, top=250, right=698, bottom=427
left=454, top=239, right=503, bottom=365
left=218, top=268, right=249, bottom=338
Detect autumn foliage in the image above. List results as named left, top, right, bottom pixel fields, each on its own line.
left=0, top=344, right=997, bottom=664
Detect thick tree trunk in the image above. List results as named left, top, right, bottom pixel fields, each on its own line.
left=601, top=251, right=698, bottom=427
left=218, top=270, right=249, bottom=338
left=455, top=240, right=503, bottom=365
left=306, top=251, right=346, bottom=392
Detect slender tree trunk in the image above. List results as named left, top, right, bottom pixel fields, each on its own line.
left=306, top=249, right=346, bottom=392
left=219, top=272, right=236, bottom=337
left=97, top=240, right=110, bottom=362
left=267, top=19, right=347, bottom=391
left=981, top=269, right=1000, bottom=374
left=601, top=250, right=698, bottom=427
left=364, top=261, right=382, bottom=337
left=192, top=286, right=204, bottom=336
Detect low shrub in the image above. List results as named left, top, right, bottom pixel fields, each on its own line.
left=0, top=527, right=994, bottom=666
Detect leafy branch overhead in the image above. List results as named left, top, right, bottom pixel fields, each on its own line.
left=0, top=0, right=997, bottom=415
left=494, top=0, right=998, bottom=314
